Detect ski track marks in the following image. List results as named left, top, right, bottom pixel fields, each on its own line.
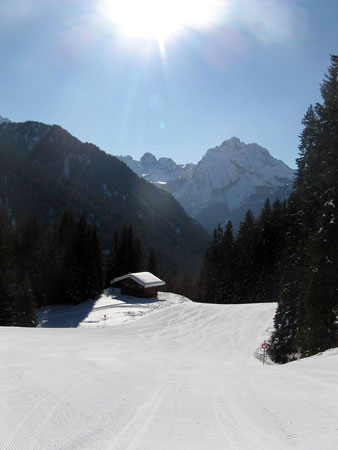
left=1, top=300, right=338, bottom=449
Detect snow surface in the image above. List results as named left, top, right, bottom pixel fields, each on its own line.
left=1, top=292, right=338, bottom=450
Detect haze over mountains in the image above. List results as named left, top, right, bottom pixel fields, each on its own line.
left=118, top=137, right=295, bottom=231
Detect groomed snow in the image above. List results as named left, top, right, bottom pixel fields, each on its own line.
left=1, top=292, right=338, bottom=450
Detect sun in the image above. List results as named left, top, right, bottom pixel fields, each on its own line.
left=103, top=0, right=228, bottom=41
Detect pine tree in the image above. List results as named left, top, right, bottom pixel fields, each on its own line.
left=132, top=236, right=144, bottom=272
left=0, top=210, right=18, bottom=325
left=194, top=225, right=223, bottom=303
left=41, top=212, right=77, bottom=305
left=14, top=275, right=36, bottom=327
left=254, top=199, right=286, bottom=303
left=269, top=193, right=302, bottom=362
left=68, top=215, right=103, bottom=304
left=0, top=210, right=36, bottom=326
left=16, top=215, right=44, bottom=304
left=106, top=231, right=119, bottom=285
left=88, top=225, right=103, bottom=297
left=219, top=221, right=235, bottom=303
left=147, top=248, right=158, bottom=275
left=234, top=210, right=258, bottom=303
left=117, top=225, right=130, bottom=276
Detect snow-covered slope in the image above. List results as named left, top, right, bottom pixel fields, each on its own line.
left=118, top=138, right=294, bottom=231
left=1, top=294, right=337, bottom=450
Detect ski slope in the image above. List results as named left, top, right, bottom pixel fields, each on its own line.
left=1, top=292, right=338, bottom=450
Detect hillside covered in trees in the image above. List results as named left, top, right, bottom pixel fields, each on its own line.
left=0, top=121, right=208, bottom=275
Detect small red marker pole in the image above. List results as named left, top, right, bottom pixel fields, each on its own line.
left=262, top=341, right=269, bottom=365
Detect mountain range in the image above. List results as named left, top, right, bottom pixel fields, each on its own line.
left=118, top=137, right=295, bottom=231
left=0, top=114, right=294, bottom=272
left=0, top=115, right=11, bottom=124
left=0, top=119, right=208, bottom=274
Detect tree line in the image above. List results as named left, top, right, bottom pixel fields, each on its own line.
left=195, top=55, right=338, bottom=363
left=194, top=199, right=286, bottom=305
left=0, top=211, right=157, bottom=327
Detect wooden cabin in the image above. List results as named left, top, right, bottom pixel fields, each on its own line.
left=112, top=272, right=165, bottom=298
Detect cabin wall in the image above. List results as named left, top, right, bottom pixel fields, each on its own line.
left=143, top=286, right=159, bottom=298
left=120, top=278, right=159, bottom=298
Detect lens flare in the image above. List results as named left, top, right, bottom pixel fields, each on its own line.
left=103, top=0, right=228, bottom=40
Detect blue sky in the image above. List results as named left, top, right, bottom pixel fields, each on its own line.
left=0, top=0, right=337, bottom=168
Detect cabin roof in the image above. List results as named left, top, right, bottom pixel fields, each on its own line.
left=112, top=271, right=165, bottom=288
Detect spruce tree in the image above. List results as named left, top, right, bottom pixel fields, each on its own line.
left=88, top=225, right=103, bottom=297
left=147, top=248, right=158, bottom=275
left=219, top=221, right=235, bottom=303
left=195, top=225, right=223, bottom=303
left=132, top=236, right=144, bottom=272
left=16, top=216, right=44, bottom=304
left=105, top=231, right=119, bottom=285
left=0, top=210, right=18, bottom=325
left=254, top=199, right=286, bottom=303
left=0, top=210, right=36, bottom=326
left=234, top=210, right=258, bottom=303
left=269, top=193, right=302, bottom=362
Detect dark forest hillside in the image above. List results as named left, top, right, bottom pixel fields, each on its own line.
left=0, top=121, right=208, bottom=275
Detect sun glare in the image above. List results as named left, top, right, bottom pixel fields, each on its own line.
left=103, top=0, right=228, bottom=41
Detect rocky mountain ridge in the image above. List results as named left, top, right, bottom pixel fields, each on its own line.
left=118, top=137, right=294, bottom=231
left=119, top=153, right=195, bottom=185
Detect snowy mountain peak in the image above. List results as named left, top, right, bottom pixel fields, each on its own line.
left=223, top=136, right=241, bottom=147
left=198, top=138, right=292, bottom=189
left=0, top=115, right=11, bottom=124
left=117, top=137, right=294, bottom=231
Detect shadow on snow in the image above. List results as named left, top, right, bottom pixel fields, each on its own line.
left=36, top=288, right=161, bottom=328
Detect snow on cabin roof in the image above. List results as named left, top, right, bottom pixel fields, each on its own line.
left=112, top=272, right=165, bottom=288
